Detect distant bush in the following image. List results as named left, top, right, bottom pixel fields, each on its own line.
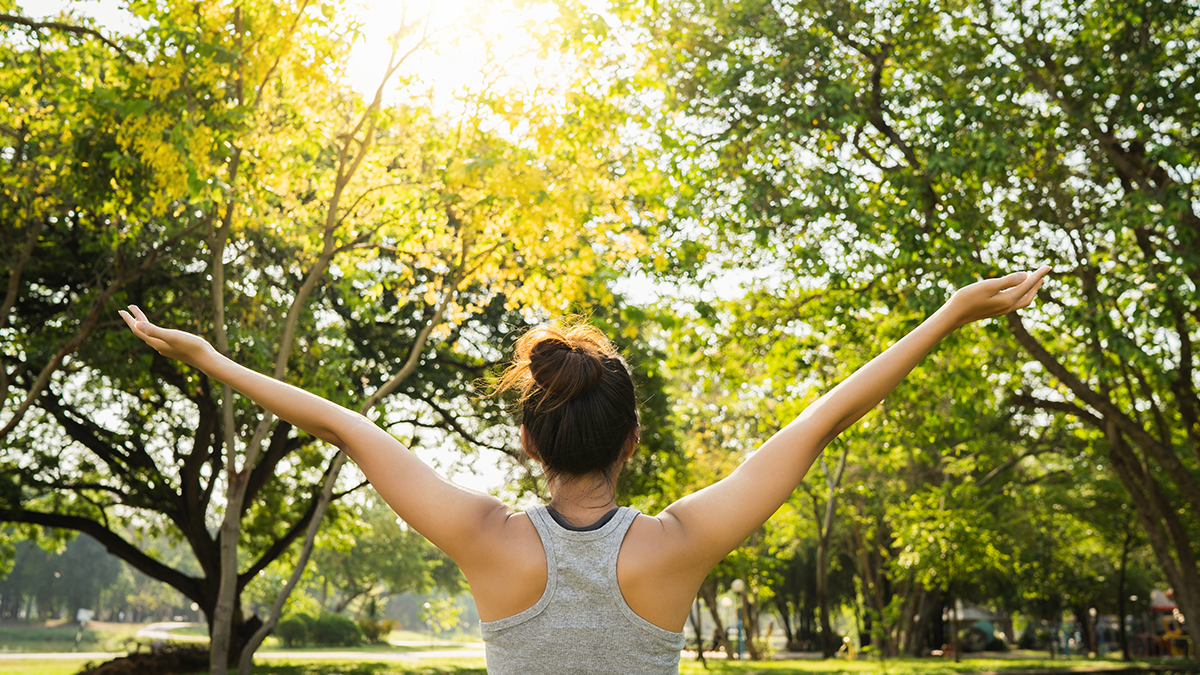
left=1018, top=626, right=1038, bottom=650
left=275, top=616, right=309, bottom=648
left=312, top=613, right=362, bottom=647
left=360, top=616, right=396, bottom=644
left=1018, top=625, right=1051, bottom=650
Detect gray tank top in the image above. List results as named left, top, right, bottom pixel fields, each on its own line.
left=480, top=506, right=685, bottom=674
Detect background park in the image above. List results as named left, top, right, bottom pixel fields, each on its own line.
left=0, top=0, right=1198, bottom=673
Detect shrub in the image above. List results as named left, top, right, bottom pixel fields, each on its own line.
left=360, top=616, right=397, bottom=644
left=312, top=613, right=362, bottom=647
left=275, top=617, right=309, bottom=648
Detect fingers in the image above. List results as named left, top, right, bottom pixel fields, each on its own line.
left=992, top=265, right=1050, bottom=299
left=122, top=305, right=159, bottom=335
left=991, top=270, right=1029, bottom=291
left=120, top=306, right=168, bottom=352
left=1009, top=266, right=1050, bottom=304
left=1013, top=277, right=1044, bottom=310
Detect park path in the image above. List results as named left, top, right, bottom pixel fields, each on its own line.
left=136, top=621, right=207, bottom=642
left=0, top=646, right=486, bottom=662
left=0, top=622, right=486, bottom=662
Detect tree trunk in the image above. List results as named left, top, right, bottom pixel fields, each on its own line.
left=688, top=596, right=706, bottom=664
left=743, top=590, right=761, bottom=660
left=813, top=447, right=848, bottom=658
left=1076, top=605, right=1097, bottom=655
left=1105, top=419, right=1200, bottom=632
left=774, top=595, right=795, bottom=645
left=816, top=534, right=837, bottom=657
left=950, top=586, right=960, bottom=663
left=699, top=579, right=733, bottom=656
left=1117, top=523, right=1133, bottom=661
left=907, top=585, right=940, bottom=656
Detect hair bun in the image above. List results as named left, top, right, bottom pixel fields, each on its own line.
left=528, top=337, right=604, bottom=401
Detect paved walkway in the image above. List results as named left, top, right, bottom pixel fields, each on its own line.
left=0, top=647, right=486, bottom=662
left=0, top=652, right=121, bottom=660
left=136, top=621, right=207, bottom=642
left=0, top=622, right=486, bottom=662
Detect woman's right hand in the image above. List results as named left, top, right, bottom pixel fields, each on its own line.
left=119, top=305, right=216, bottom=368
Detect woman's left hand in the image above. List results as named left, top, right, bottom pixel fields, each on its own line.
left=945, top=266, right=1051, bottom=328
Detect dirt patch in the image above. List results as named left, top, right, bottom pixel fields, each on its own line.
left=77, top=644, right=209, bottom=675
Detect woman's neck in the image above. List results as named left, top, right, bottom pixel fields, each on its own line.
left=547, top=473, right=618, bottom=527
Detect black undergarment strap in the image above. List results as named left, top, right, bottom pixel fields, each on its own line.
left=545, top=506, right=620, bottom=532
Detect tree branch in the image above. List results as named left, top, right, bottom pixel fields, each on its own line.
left=0, top=13, right=135, bottom=65
left=1006, top=313, right=1200, bottom=516
left=1, top=509, right=202, bottom=600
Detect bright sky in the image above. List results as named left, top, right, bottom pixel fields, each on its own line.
left=344, top=0, right=564, bottom=111
left=32, top=0, right=561, bottom=112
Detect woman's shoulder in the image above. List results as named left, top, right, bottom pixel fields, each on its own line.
left=618, top=511, right=710, bottom=633
left=463, top=508, right=547, bottom=622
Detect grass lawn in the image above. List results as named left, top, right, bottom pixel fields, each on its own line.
left=0, top=621, right=141, bottom=653
left=1, top=654, right=1196, bottom=675
left=0, top=660, right=95, bottom=675
left=244, top=659, right=489, bottom=674
left=233, top=655, right=1200, bottom=675
left=674, top=657, right=1200, bottom=675
left=259, top=643, right=480, bottom=654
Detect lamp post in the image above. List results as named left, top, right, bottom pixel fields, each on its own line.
left=720, top=596, right=733, bottom=655
left=731, top=579, right=746, bottom=660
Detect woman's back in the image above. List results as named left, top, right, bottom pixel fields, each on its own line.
left=481, top=506, right=684, bottom=674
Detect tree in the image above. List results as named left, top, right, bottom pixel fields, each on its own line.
left=310, top=492, right=464, bottom=616
left=0, top=1, right=652, bottom=672
left=0, top=534, right=121, bottom=621
left=557, top=0, right=1200, bottom=628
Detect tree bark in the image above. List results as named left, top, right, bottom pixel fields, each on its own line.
left=811, top=447, right=847, bottom=658
left=1117, top=524, right=1132, bottom=662
left=688, top=595, right=706, bottom=664
left=699, top=579, right=733, bottom=656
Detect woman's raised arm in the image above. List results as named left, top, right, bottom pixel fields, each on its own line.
left=653, top=267, right=1051, bottom=576
left=118, top=306, right=513, bottom=565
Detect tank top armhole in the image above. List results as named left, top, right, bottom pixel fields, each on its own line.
left=478, top=507, right=557, bottom=633
left=608, top=509, right=687, bottom=647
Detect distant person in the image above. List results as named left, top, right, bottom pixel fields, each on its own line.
left=120, top=267, right=1049, bottom=673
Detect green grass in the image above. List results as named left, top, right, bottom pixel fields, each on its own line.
left=239, top=659, right=489, bottom=674
left=0, top=621, right=484, bottom=658
left=0, top=660, right=96, bottom=675
left=169, top=624, right=210, bottom=637
left=259, top=643, right=479, bottom=653
left=0, top=622, right=140, bottom=653
left=674, top=657, right=1200, bottom=675
left=3, top=654, right=1196, bottom=675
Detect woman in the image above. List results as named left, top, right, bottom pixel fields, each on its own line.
left=119, top=266, right=1048, bottom=673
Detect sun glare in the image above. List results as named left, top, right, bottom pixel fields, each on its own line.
left=345, top=0, right=565, bottom=111
left=32, top=0, right=565, bottom=115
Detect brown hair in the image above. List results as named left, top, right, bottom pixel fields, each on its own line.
left=494, top=321, right=638, bottom=479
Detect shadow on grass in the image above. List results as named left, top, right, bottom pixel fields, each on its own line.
left=673, top=657, right=1200, bottom=675
left=239, top=661, right=487, bottom=675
